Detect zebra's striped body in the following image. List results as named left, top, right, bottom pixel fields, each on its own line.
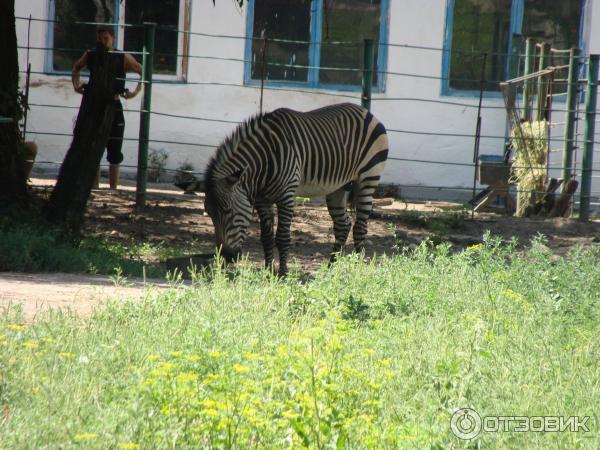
left=204, top=102, right=388, bottom=276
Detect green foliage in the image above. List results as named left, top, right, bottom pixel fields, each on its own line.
left=0, top=211, right=163, bottom=277
left=392, top=209, right=467, bottom=243
left=0, top=237, right=599, bottom=448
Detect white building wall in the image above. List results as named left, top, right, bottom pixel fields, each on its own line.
left=15, top=0, right=600, bottom=201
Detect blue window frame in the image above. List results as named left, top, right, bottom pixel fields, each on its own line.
left=244, top=0, right=390, bottom=92
left=442, top=0, right=586, bottom=97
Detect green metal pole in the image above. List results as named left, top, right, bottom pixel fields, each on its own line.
left=523, top=38, right=536, bottom=122
left=579, top=54, right=599, bottom=221
left=561, top=47, right=580, bottom=185
left=361, top=39, right=374, bottom=111
left=508, top=34, right=523, bottom=81
left=136, top=22, right=156, bottom=208
left=536, top=43, right=550, bottom=121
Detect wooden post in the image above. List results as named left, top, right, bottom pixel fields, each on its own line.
left=45, top=43, right=117, bottom=231
left=135, top=22, right=156, bottom=208
left=561, top=47, right=580, bottom=185
left=579, top=54, right=599, bottom=221
left=361, top=39, right=374, bottom=111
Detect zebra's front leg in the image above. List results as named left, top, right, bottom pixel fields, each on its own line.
left=275, top=196, right=295, bottom=277
left=256, top=203, right=275, bottom=271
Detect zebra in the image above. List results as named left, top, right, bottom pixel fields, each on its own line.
left=204, top=102, right=389, bottom=276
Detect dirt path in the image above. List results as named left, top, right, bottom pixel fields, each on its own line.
left=0, top=272, right=174, bottom=322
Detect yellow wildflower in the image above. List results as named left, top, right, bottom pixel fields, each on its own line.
left=176, top=372, right=199, bottom=383
left=208, top=350, right=226, bottom=358
left=23, top=341, right=39, bottom=350
left=379, top=358, right=392, bottom=367
left=233, top=363, right=250, bottom=374
left=203, top=408, right=219, bottom=417
left=118, top=443, right=139, bottom=449
left=73, top=433, right=97, bottom=441
left=6, top=324, right=25, bottom=331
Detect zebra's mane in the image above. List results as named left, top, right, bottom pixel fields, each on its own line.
left=205, top=112, right=268, bottom=185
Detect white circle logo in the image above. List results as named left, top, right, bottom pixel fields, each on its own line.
left=451, top=408, right=482, bottom=440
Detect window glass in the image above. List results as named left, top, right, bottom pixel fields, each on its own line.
left=53, top=0, right=116, bottom=71
left=124, top=0, right=181, bottom=75
left=449, top=0, right=511, bottom=91
left=319, top=0, right=381, bottom=86
left=523, top=0, right=581, bottom=63
left=448, top=0, right=582, bottom=92
left=250, top=0, right=311, bottom=82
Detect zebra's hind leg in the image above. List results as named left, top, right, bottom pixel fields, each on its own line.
left=352, top=176, right=380, bottom=253
left=326, top=186, right=352, bottom=263
left=275, top=195, right=295, bottom=277
left=256, top=202, right=275, bottom=271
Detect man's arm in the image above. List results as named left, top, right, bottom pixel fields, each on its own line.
left=71, top=51, right=89, bottom=94
left=122, top=53, right=143, bottom=99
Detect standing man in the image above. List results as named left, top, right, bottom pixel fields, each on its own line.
left=72, top=26, right=143, bottom=189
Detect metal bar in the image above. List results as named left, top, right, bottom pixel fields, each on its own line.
left=523, top=38, right=536, bottom=121
left=259, top=36, right=267, bottom=115
left=471, top=53, right=487, bottom=220
left=508, top=34, right=523, bottom=81
left=561, top=48, right=580, bottom=185
left=361, top=39, right=374, bottom=111
left=536, top=43, right=551, bottom=121
left=579, top=54, right=599, bottom=221
left=135, top=22, right=156, bottom=208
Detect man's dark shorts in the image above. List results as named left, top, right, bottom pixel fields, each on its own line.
left=107, top=100, right=125, bottom=164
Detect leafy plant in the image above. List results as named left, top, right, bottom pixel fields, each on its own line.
left=147, top=148, right=169, bottom=183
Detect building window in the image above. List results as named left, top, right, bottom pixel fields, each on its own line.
left=443, top=0, right=584, bottom=94
left=48, top=0, right=189, bottom=78
left=50, top=0, right=117, bottom=73
left=246, top=0, right=389, bottom=91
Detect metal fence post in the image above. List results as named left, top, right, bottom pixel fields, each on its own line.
left=536, top=43, right=550, bottom=121
left=507, top=34, right=522, bottom=81
left=523, top=38, right=536, bottom=121
left=361, top=39, right=374, bottom=111
left=561, top=47, right=580, bottom=185
left=579, top=54, right=599, bottom=221
left=136, top=22, right=156, bottom=208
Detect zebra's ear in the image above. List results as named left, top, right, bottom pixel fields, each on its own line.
left=224, top=169, right=244, bottom=188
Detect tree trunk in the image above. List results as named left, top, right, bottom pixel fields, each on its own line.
left=45, top=43, right=117, bottom=232
left=0, top=0, right=29, bottom=207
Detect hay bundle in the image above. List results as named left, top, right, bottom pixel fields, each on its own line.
left=510, top=120, right=548, bottom=217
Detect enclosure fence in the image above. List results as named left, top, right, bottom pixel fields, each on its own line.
left=14, top=15, right=600, bottom=219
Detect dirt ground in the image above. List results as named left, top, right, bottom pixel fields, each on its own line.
left=1, top=177, right=599, bottom=321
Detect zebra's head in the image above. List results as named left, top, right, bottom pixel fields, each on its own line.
left=204, top=168, right=252, bottom=262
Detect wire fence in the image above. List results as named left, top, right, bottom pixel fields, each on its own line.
left=14, top=14, right=600, bottom=215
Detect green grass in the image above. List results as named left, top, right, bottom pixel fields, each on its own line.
left=0, top=235, right=599, bottom=448
left=0, top=210, right=165, bottom=278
